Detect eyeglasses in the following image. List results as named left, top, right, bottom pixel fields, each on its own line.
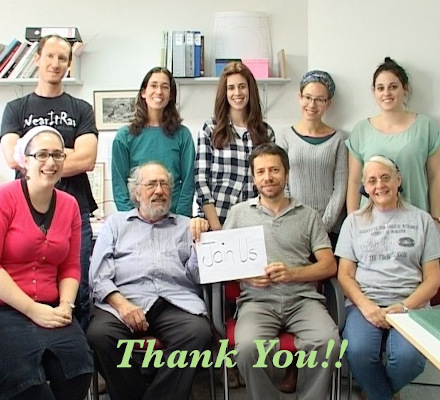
left=364, top=174, right=393, bottom=186
left=147, top=83, right=170, bottom=91
left=26, top=150, right=66, bottom=162
left=139, top=180, right=171, bottom=191
left=300, top=94, right=328, bottom=107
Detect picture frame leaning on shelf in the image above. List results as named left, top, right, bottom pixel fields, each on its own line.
left=93, top=90, right=137, bottom=130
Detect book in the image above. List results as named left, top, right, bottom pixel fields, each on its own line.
left=0, top=38, right=20, bottom=68
left=194, top=31, right=202, bottom=77
left=184, top=31, right=195, bottom=77
left=72, top=41, right=85, bottom=57
left=21, top=57, right=38, bottom=79
left=7, top=41, right=38, bottom=79
left=200, top=35, right=205, bottom=77
left=0, top=42, right=24, bottom=78
left=66, top=55, right=81, bottom=79
left=2, top=41, right=31, bottom=79
left=172, top=31, right=185, bottom=77
left=16, top=44, right=39, bottom=78
left=409, top=308, right=440, bottom=341
left=25, top=27, right=82, bottom=43
left=277, top=49, right=287, bottom=78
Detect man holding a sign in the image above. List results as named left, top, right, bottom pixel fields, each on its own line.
left=223, top=143, right=341, bottom=400
left=87, top=162, right=212, bottom=400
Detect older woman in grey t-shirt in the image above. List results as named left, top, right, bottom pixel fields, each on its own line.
left=336, top=155, right=440, bottom=400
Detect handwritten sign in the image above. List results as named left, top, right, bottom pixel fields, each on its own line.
left=197, top=226, right=267, bottom=284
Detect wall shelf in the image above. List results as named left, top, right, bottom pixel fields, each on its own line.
left=175, top=77, right=291, bottom=117
left=175, top=77, right=291, bottom=85
left=0, top=77, right=83, bottom=86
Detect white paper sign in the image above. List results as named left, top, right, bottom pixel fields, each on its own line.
left=197, top=226, right=267, bottom=284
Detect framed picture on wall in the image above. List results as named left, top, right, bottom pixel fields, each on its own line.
left=93, top=90, right=137, bottom=130
left=87, top=162, right=105, bottom=217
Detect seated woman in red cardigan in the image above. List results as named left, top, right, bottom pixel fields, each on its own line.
left=0, top=126, right=93, bottom=400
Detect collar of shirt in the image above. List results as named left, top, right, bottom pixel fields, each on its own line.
left=126, top=208, right=177, bottom=225
left=248, top=196, right=303, bottom=217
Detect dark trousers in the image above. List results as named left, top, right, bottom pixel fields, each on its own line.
left=75, top=213, right=92, bottom=332
left=87, top=301, right=212, bottom=400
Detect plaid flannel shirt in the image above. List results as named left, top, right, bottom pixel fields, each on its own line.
left=195, top=118, right=275, bottom=224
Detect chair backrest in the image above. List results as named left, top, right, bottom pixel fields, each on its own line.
left=225, top=281, right=241, bottom=302
left=431, top=286, right=440, bottom=306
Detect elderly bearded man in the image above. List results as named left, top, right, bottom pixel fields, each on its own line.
left=87, top=162, right=212, bottom=400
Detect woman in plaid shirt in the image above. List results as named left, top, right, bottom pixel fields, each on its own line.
left=195, top=62, right=275, bottom=231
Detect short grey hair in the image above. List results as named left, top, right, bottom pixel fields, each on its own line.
left=127, top=161, right=174, bottom=208
left=358, top=155, right=405, bottom=220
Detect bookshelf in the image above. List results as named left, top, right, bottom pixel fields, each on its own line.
left=175, top=77, right=291, bottom=117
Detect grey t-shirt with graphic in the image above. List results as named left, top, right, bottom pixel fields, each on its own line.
left=335, top=204, right=440, bottom=307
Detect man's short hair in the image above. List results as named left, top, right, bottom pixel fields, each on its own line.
left=249, top=142, right=290, bottom=176
left=127, top=162, right=174, bottom=208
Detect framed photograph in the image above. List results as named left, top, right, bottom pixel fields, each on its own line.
left=93, top=90, right=137, bottom=130
left=87, top=162, right=105, bottom=217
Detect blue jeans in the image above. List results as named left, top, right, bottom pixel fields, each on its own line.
left=77, top=213, right=92, bottom=332
left=343, top=305, right=425, bottom=400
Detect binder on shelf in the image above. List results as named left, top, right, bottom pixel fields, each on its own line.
left=25, top=27, right=82, bottom=43
left=277, top=49, right=287, bottom=78
left=194, top=31, right=202, bottom=77
left=172, top=31, right=185, bottom=78
left=184, top=31, right=195, bottom=78
left=200, top=35, right=205, bottom=77
left=166, top=30, right=173, bottom=72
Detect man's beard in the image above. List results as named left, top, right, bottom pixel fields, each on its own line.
left=141, top=197, right=171, bottom=220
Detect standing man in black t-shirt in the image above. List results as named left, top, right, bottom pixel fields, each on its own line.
left=0, top=35, right=99, bottom=331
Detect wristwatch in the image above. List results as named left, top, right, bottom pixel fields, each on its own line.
left=60, top=300, right=76, bottom=309
left=400, top=303, right=409, bottom=313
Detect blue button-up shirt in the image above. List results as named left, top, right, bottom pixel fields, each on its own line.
left=89, top=208, right=206, bottom=324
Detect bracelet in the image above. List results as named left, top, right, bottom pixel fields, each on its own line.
left=431, top=215, right=440, bottom=223
left=60, top=300, right=76, bottom=309
left=400, top=303, right=409, bottom=313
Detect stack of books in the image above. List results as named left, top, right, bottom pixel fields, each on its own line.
left=161, top=30, right=204, bottom=78
left=0, top=27, right=84, bottom=80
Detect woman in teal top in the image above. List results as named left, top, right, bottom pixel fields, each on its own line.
left=112, top=67, right=195, bottom=216
left=346, top=57, right=440, bottom=220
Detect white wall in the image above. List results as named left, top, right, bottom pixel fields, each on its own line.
left=308, top=0, right=440, bottom=133
left=0, top=0, right=308, bottom=214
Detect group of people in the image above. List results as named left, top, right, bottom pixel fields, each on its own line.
left=0, top=34, right=439, bottom=400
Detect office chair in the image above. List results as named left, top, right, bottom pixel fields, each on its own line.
left=211, top=277, right=345, bottom=400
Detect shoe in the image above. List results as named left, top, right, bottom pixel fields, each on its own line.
left=238, top=371, right=246, bottom=386
left=219, top=367, right=240, bottom=388
left=278, top=365, right=298, bottom=393
left=98, top=373, right=107, bottom=394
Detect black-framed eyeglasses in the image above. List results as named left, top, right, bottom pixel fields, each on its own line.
left=26, top=150, right=66, bottom=162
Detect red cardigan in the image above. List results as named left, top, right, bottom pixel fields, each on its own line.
left=0, top=180, right=81, bottom=305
